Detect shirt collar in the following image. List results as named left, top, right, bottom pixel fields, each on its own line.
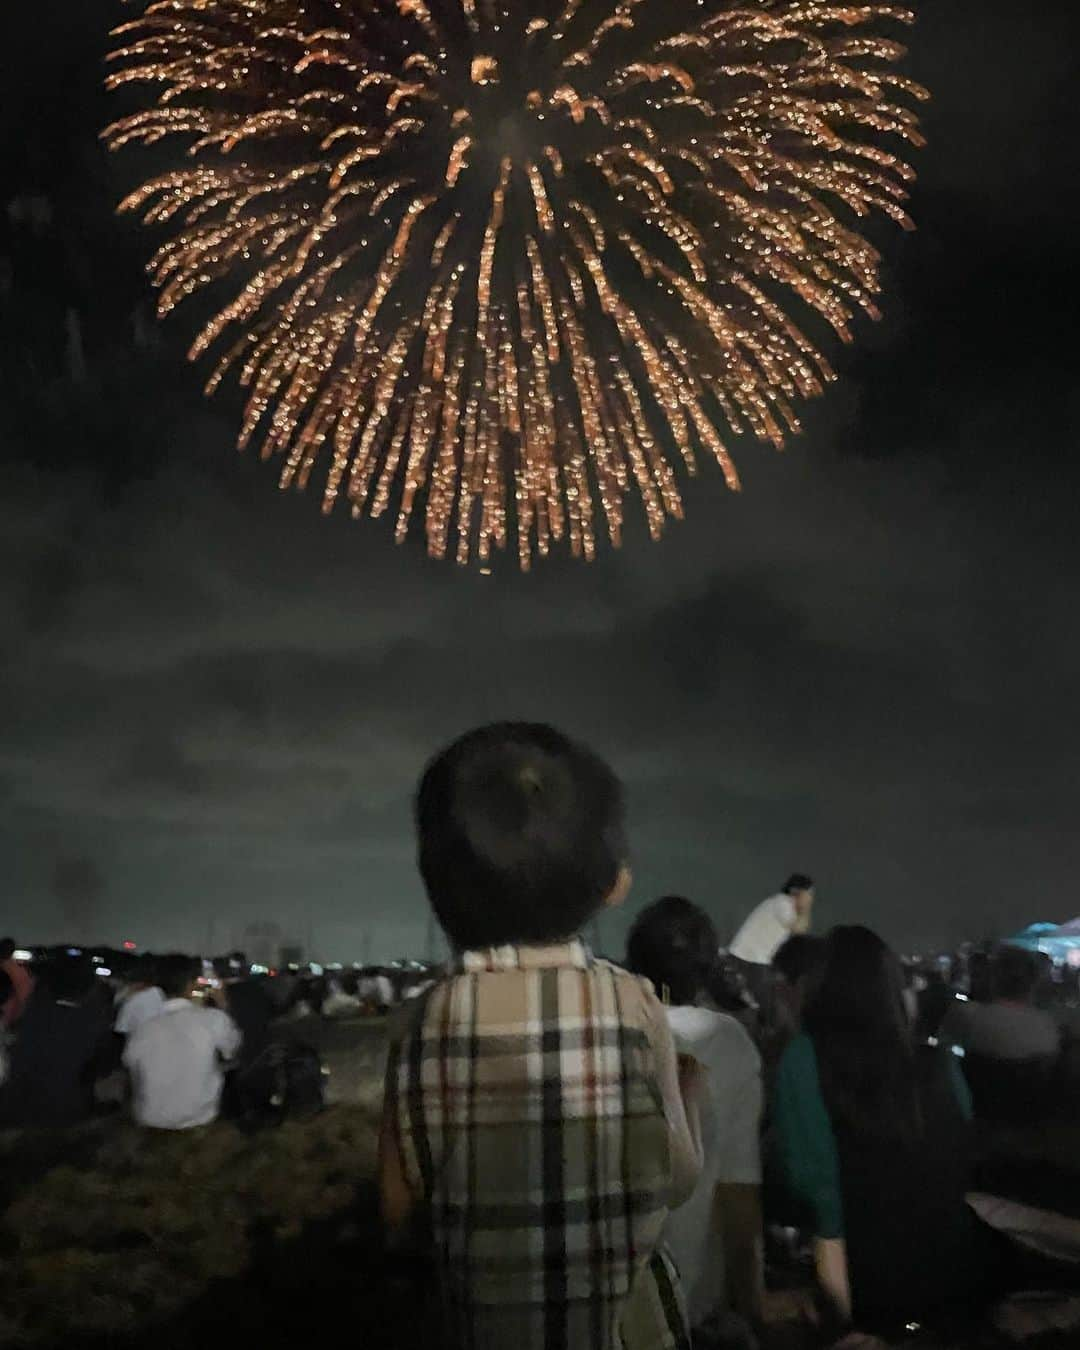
left=455, top=939, right=591, bottom=974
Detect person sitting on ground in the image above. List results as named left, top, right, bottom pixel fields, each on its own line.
left=124, top=954, right=241, bottom=1130
left=772, top=925, right=998, bottom=1339
left=114, top=955, right=166, bottom=1039
left=942, top=945, right=1060, bottom=1062
left=379, top=723, right=703, bottom=1350
left=0, top=954, right=113, bottom=1127
left=626, top=895, right=763, bottom=1340
left=0, top=936, right=35, bottom=1027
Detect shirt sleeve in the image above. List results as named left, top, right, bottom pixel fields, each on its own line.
left=775, top=894, right=797, bottom=929
left=642, top=984, right=703, bottom=1209
left=213, top=1010, right=243, bottom=1060
left=716, top=1023, right=763, bottom=1185
left=772, top=1033, right=844, bottom=1239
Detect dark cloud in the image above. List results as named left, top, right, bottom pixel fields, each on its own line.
left=2, top=0, right=1077, bottom=958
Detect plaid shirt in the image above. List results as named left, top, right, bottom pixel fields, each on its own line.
left=384, top=940, right=694, bottom=1350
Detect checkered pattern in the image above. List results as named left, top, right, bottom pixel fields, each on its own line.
left=385, top=940, right=690, bottom=1350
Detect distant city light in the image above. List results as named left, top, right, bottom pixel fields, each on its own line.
left=13, top=949, right=31, bottom=962
left=123, top=940, right=137, bottom=951
left=67, top=947, right=82, bottom=956
left=95, top=967, right=112, bottom=978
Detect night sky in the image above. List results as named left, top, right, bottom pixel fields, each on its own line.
left=2, top=1, right=1076, bottom=960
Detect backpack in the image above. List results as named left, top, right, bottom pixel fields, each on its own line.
left=230, top=1041, right=325, bottom=1126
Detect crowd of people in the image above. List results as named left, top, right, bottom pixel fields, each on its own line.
left=377, top=722, right=1080, bottom=1350
left=4, top=721, right=1080, bottom=1349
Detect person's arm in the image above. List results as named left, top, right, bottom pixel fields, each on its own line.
left=790, top=892, right=812, bottom=936
left=645, top=988, right=704, bottom=1208
left=717, top=1182, right=764, bottom=1322
left=208, top=993, right=243, bottom=1061
left=715, top=1027, right=765, bottom=1321
left=815, top=1237, right=852, bottom=1324
left=379, top=1033, right=421, bottom=1236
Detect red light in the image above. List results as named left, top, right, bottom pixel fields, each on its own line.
left=123, top=940, right=137, bottom=951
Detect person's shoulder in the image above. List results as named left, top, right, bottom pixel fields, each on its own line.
left=669, top=1003, right=760, bottom=1066
left=777, top=1030, right=817, bottom=1076
left=590, top=955, right=653, bottom=992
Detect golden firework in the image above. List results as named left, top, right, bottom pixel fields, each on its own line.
left=105, top=0, right=927, bottom=568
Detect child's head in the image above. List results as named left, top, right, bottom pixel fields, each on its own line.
left=416, top=723, right=627, bottom=950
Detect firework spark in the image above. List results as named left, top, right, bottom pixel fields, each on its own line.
left=105, top=0, right=926, bottom=568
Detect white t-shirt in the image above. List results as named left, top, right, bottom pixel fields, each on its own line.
left=115, top=985, right=166, bottom=1037
left=941, top=1000, right=1060, bottom=1061
left=728, top=893, right=797, bottom=965
left=661, top=1004, right=762, bottom=1327
left=124, top=998, right=242, bottom=1129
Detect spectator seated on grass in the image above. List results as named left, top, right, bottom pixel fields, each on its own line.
left=0, top=954, right=113, bottom=1129
left=943, top=946, right=1061, bottom=1063
left=124, top=954, right=241, bottom=1130
left=380, top=722, right=704, bottom=1350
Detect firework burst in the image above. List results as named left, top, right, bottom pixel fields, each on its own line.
left=105, top=0, right=927, bottom=568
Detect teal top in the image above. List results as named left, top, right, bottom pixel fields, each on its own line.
left=772, top=1033, right=973, bottom=1240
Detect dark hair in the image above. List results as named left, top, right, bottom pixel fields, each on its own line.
left=0, top=937, right=15, bottom=961
left=156, top=954, right=199, bottom=1000
left=44, top=955, right=96, bottom=1002
left=783, top=873, right=813, bottom=894
left=416, top=723, right=626, bottom=950
left=626, top=896, right=719, bottom=1006
left=803, top=925, right=920, bottom=1142
left=0, top=968, right=12, bottom=1005
left=992, top=946, right=1039, bottom=1002
left=773, top=933, right=826, bottom=986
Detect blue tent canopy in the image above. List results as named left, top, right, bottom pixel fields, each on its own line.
left=1003, top=919, right=1080, bottom=961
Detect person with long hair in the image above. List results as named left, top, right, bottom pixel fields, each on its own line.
left=772, top=925, right=994, bottom=1337
left=627, top=896, right=764, bottom=1339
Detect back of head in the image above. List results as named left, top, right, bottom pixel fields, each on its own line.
left=416, top=723, right=626, bottom=950
left=804, top=925, right=919, bottom=1141
left=772, top=933, right=826, bottom=986
left=992, top=945, right=1039, bottom=1002
left=0, top=967, right=12, bottom=1005
left=626, top=896, right=719, bottom=1006
left=0, top=937, right=15, bottom=962
left=156, top=954, right=199, bottom=1001
left=128, top=954, right=159, bottom=987
left=783, top=873, right=813, bottom=895
left=44, top=954, right=96, bottom=1003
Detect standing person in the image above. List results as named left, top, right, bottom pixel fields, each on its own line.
left=626, top=896, right=764, bottom=1340
left=114, top=955, right=166, bottom=1039
left=380, top=723, right=703, bottom=1350
left=124, top=954, right=241, bottom=1130
left=1, top=937, right=35, bottom=1027
left=772, top=926, right=995, bottom=1338
left=728, top=875, right=814, bottom=1030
